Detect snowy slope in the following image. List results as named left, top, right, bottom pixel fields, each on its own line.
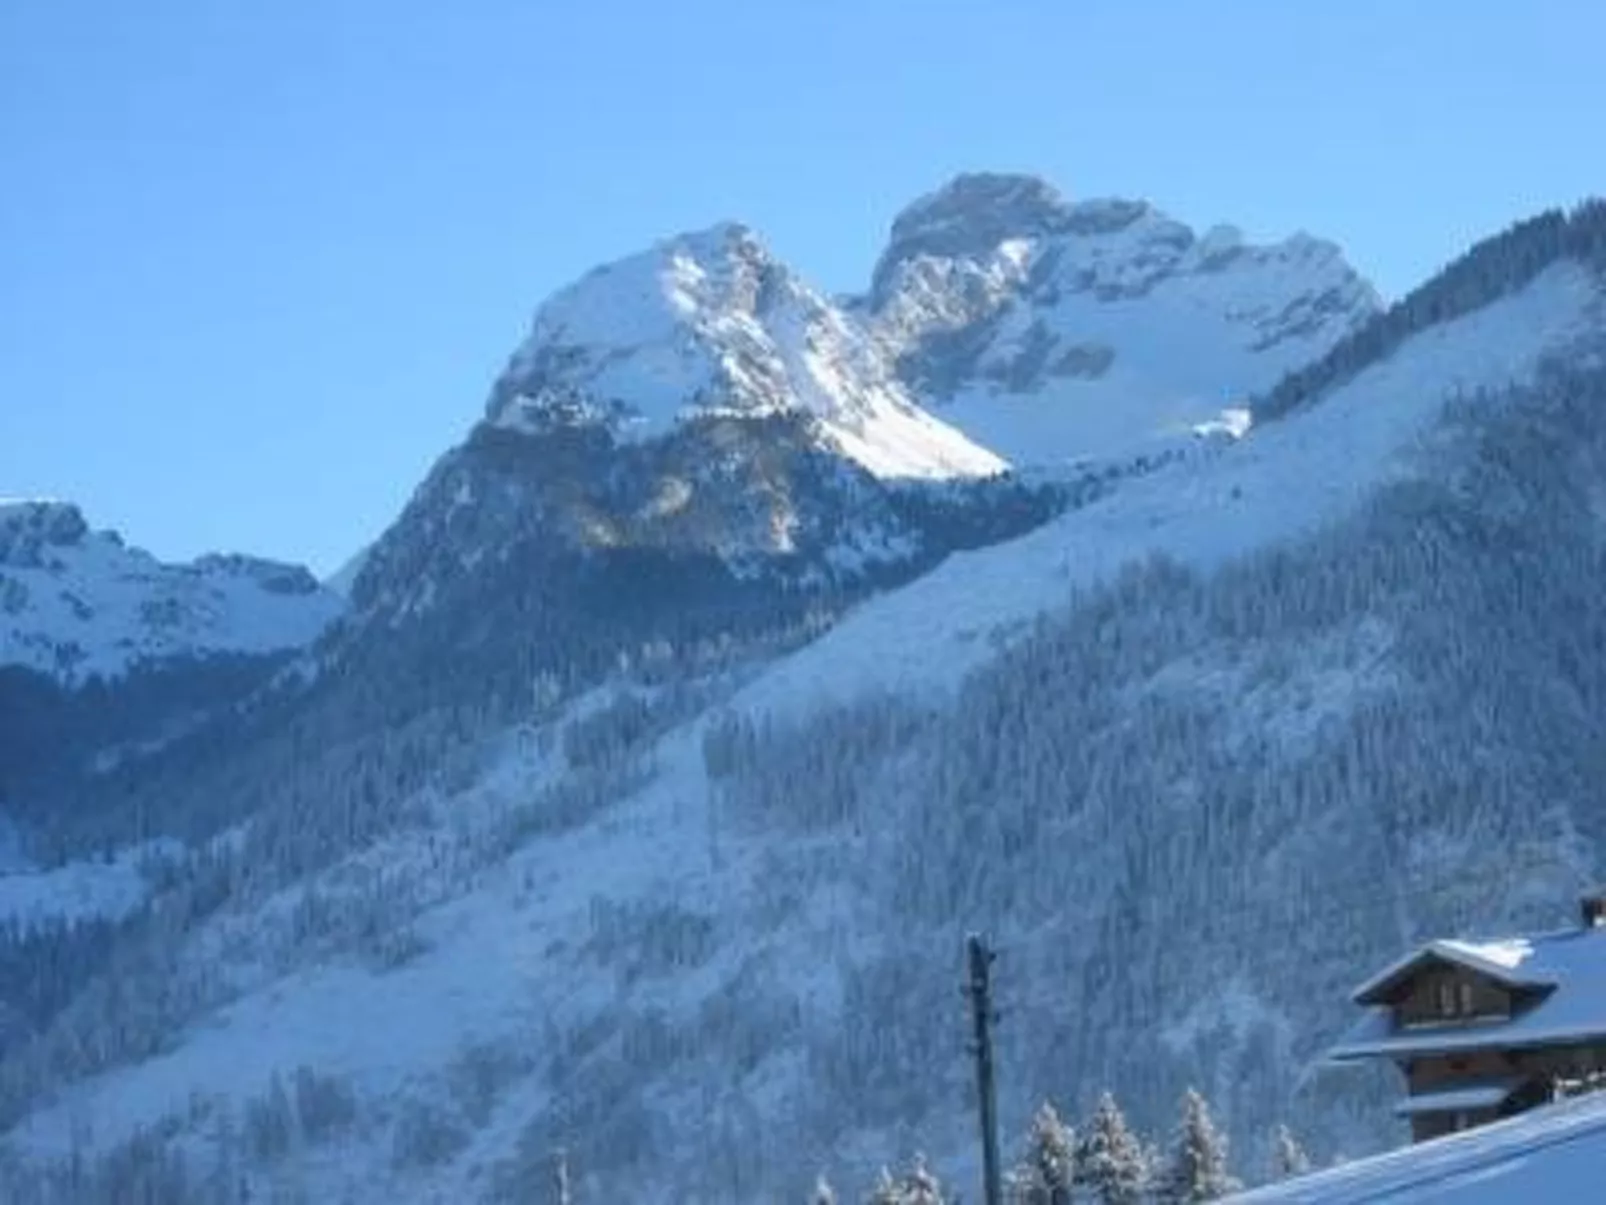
left=742, top=259, right=1599, bottom=719
left=864, top=173, right=1380, bottom=466
left=488, top=221, right=1006, bottom=480
left=0, top=500, right=344, bottom=683
left=0, top=711, right=861, bottom=1198
left=1231, top=1091, right=1606, bottom=1202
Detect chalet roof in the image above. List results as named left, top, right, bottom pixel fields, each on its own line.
left=1350, top=938, right=1555, bottom=1005
left=1391, top=1078, right=1528, bottom=1118
left=1332, top=927, right=1606, bottom=1062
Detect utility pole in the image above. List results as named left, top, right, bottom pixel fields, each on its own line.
left=965, top=932, right=1003, bottom=1205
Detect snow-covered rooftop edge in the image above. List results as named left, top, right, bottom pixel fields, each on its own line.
left=1230, top=1090, right=1606, bottom=1202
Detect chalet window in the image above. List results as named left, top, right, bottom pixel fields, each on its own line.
left=1437, top=982, right=1456, bottom=1017
left=1433, top=979, right=1478, bottom=1020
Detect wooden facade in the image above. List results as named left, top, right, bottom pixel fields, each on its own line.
left=1390, top=962, right=1517, bottom=1027
left=1331, top=898, right=1606, bottom=1144
left=1399, top=1047, right=1568, bottom=1142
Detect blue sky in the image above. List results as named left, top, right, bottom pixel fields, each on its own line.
left=3, top=0, right=1603, bottom=575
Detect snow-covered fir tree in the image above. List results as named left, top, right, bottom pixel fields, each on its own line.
left=1270, top=1124, right=1310, bottom=1181
left=1073, top=1092, right=1149, bottom=1205
left=1154, top=1089, right=1239, bottom=1203
left=813, top=1171, right=838, bottom=1205
left=1007, top=1101, right=1076, bottom=1205
left=900, top=1155, right=945, bottom=1205
left=866, top=1155, right=945, bottom=1204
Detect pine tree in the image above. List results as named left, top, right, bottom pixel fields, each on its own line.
left=814, top=1171, right=838, bottom=1205
left=244, top=1072, right=296, bottom=1162
left=868, top=1167, right=902, bottom=1205
left=1074, top=1091, right=1148, bottom=1205
left=904, top=1155, right=944, bottom=1205
left=1155, top=1089, right=1239, bottom=1202
left=1271, top=1124, right=1310, bottom=1181
left=866, top=1155, right=946, bottom=1204
left=1008, top=1101, right=1076, bottom=1204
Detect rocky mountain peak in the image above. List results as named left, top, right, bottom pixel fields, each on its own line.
left=860, top=174, right=1381, bottom=466
left=341, top=221, right=1025, bottom=640
left=0, top=500, right=97, bottom=566
left=190, top=554, right=323, bottom=597
left=881, top=173, right=1076, bottom=262
left=869, top=173, right=1186, bottom=305
left=481, top=221, right=1004, bottom=481
left=0, top=503, right=342, bottom=683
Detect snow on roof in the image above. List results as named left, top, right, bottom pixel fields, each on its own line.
left=1349, top=937, right=1551, bottom=1005
left=1332, top=928, right=1606, bottom=1061
left=1228, top=1090, right=1606, bottom=1203
left=1391, top=1078, right=1526, bottom=1118
left=1438, top=937, right=1535, bottom=971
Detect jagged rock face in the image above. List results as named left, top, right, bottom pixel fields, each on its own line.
left=350, top=416, right=923, bottom=622
left=338, top=409, right=1060, bottom=730
left=485, top=222, right=1005, bottom=481
left=0, top=500, right=342, bottom=684
left=867, top=172, right=1146, bottom=298
left=0, top=501, right=91, bottom=565
left=861, top=173, right=1382, bottom=465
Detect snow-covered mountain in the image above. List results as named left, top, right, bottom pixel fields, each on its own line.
left=0, top=499, right=342, bottom=684
left=3, top=190, right=1606, bottom=1205
left=487, top=221, right=1005, bottom=480
left=860, top=172, right=1380, bottom=464
left=330, top=220, right=1059, bottom=718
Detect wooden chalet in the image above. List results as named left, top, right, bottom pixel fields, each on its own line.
left=1327, top=892, right=1606, bottom=1142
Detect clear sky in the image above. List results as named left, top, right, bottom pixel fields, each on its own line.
left=3, top=0, right=1603, bottom=575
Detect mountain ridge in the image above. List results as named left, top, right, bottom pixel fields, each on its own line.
left=483, top=219, right=1005, bottom=480
left=855, top=172, right=1381, bottom=467
left=0, top=499, right=342, bottom=685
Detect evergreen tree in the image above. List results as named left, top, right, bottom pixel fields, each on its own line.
left=1271, top=1124, right=1310, bottom=1181
left=814, top=1171, right=838, bottom=1205
left=1142, top=1138, right=1164, bottom=1195
left=866, top=1155, right=946, bottom=1204
left=1155, top=1089, right=1238, bottom=1202
left=1008, top=1101, right=1076, bottom=1204
left=243, top=1071, right=296, bottom=1162
left=867, top=1167, right=901, bottom=1205
left=1074, top=1092, right=1148, bottom=1205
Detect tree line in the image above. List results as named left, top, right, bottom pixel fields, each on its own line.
left=816, top=1088, right=1313, bottom=1204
